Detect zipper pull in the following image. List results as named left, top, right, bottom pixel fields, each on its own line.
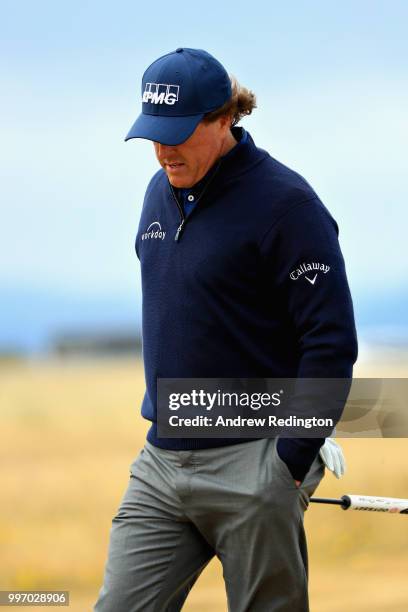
left=174, top=220, right=185, bottom=242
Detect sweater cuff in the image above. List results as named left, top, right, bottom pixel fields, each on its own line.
left=276, top=437, right=325, bottom=482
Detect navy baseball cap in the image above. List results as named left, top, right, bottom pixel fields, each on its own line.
left=125, top=48, right=232, bottom=146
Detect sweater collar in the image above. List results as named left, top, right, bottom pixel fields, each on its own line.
left=174, top=127, right=264, bottom=202
left=216, top=127, right=268, bottom=180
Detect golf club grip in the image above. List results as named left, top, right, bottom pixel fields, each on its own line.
left=344, top=495, right=408, bottom=513
left=310, top=495, right=408, bottom=513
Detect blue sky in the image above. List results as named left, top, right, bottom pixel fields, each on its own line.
left=1, top=1, right=407, bottom=348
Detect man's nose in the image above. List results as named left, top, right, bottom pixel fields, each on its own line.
left=155, top=142, right=176, bottom=158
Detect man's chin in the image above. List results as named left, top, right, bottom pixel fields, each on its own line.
left=167, top=175, right=194, bottom=189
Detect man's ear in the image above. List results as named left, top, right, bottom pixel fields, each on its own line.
left=219, top=114, right=233, bottom=131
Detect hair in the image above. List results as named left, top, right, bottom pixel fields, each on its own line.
left=203, top=76, right=257, bottom=126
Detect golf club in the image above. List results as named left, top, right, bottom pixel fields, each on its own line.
left=310, top=494, right=408, bottom=514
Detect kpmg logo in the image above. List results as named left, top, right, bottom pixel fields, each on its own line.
left=142, top=83, right=180, bottom=105
left=289, top=261, right=330, bottom=284
left=142, top=221, right=166, bottom=241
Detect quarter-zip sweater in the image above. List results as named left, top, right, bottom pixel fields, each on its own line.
left=135, top=127, right=358, bottom=481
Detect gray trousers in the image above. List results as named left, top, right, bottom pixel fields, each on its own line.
left=94, top=437, right=325, bottom=612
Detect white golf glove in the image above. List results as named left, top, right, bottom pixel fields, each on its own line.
left=319, top=438, right=346, bottom=479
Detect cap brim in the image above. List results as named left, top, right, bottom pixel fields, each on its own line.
left=124, top=112, right=204, bottom=146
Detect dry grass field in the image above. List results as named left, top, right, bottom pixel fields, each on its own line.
left=1, top=349, right=407, bottom=611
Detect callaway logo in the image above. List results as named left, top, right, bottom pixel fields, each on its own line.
left=141, top=221, right=166, bottom=241
left=142, top=83, right=180, bottom=105
left=290, top=261, right=330, bottom=284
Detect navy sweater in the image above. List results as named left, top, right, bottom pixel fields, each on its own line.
left=135, top=127, right=358, bottom=481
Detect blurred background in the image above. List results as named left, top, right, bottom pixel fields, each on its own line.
left=1, top=1, right=407, bottom=610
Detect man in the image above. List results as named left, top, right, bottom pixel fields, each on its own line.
left=94, top=48, right=358, bottom=611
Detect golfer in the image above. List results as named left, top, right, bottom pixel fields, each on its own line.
left=94, top=48, right=358, bottom=611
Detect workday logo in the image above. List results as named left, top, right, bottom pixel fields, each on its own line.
left=141, top=221, right=166, bottom=241
left=289, top=261, right=330, bottom=285
left=142, top=83, right=180, bottom=105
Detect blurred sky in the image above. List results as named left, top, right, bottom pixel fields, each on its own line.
left=0, top=0, right=407, bottom=348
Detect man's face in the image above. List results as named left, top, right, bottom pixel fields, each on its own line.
left=153, top=118, right=230, bottom=188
